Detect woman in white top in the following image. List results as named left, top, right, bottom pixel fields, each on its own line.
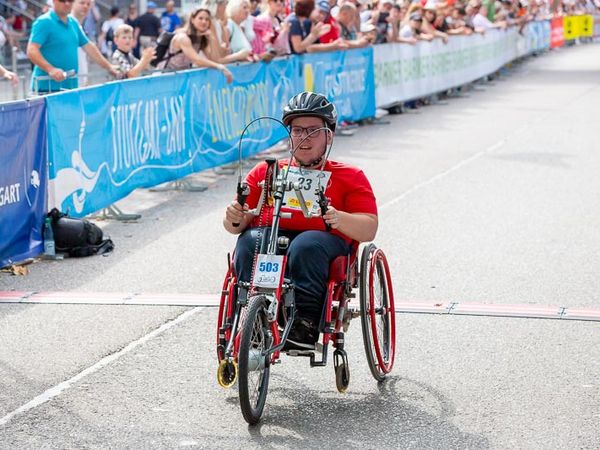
left=161, top=8, right=233, bottom=83
left=200, top=0, right=251, bottom=62
left=226, top=0, right=259, bottom=60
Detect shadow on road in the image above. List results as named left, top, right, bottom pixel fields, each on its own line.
left=241, top=374, right=489, bottom=449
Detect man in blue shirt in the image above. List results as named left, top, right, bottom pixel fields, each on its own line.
left=27, top=0, right=117, bottom=93
left=160, top=0, right=181, bottom=33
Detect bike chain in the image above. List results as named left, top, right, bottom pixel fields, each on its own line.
left=247, top=161, right=275, bottom=296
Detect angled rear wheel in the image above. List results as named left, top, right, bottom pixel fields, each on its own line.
left=359, top=244, right=396, bottom=381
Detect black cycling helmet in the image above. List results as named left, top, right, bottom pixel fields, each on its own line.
left=282, top=91, right=338, bottom=132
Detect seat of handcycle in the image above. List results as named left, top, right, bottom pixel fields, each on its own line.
left=327, top=242, right=359, bottom=285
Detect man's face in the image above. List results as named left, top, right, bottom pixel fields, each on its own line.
left=115, top=32, right=134, bottom=52
left=316, top=8, right=328, bottom=21
left=269, top=0, right=283, bottom=13
left=53, top=0, right=74, bottom=16
left=290, top=116, right=330, bottom=167
left=72, top=0, right=91, bottom=17
left=166, top=1, right=175, bottom=12
left=380, top=1, right=393, bottom=11
left=337, top=8, right=352, bottom=25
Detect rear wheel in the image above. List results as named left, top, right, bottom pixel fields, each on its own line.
left=238, top=295, right=272, bottom=425
left=359, top=244, right=396, bottom=381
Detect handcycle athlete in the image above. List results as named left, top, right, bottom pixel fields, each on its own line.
left=219, top=91, right=395, bottom=424
left=223, top=91, right=378, bottom=350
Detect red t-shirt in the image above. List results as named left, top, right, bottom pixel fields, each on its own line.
left=319, top=16, right=340, bottom=44
left=243, top=159, right=377, bottom=243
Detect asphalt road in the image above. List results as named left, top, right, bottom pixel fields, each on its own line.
left=1, top=43, right=599, bottom=449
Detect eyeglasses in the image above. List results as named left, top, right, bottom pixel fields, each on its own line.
left=57, top=0, right=74, bottom=3
left=290, top=126, right=324, bottom=137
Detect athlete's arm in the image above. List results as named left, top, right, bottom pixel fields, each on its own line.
left=323, top=207, right=378, bottom=242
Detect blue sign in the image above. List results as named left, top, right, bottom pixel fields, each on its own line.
left=46, top=59, right=300, bottom=217
left=542, top=20, right=551, bottom=50
left=526, top=20, right=551, bottom=53
left=0, top=99, right=47, bottom=268
left=301, top=48, right=376, bottom=123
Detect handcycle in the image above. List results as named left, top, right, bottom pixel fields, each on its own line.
left=216, top=118, right=396, bottom=424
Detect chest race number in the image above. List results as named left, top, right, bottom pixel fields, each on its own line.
left=296, top=177, right=313, bottom=191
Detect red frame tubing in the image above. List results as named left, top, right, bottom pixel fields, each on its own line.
left=216, top=265, right=237, bottom=361
left=322, top=280, right=338, bottom=346
left=368, top=249, right=396, bottom=374
left=269, top=320, right=281, bottom=362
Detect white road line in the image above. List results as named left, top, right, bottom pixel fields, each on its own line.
left=378, top=83, right=565, bottom=213
left=379, top=140, right=506, bottom=211
left=0, top=307, right=202, bottom=427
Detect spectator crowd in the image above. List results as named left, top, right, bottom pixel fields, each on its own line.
left=0, top=0, right=599, bottom=91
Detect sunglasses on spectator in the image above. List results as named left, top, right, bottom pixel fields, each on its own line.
left=57, top=0, right=75, bottom=3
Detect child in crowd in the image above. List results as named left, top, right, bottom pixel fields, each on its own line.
left=110, top=24, right=156, bottom=79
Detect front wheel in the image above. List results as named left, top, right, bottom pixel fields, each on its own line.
left=359, top=244, right=396, bottom=382
left=238, top=295, right=272, bottom=425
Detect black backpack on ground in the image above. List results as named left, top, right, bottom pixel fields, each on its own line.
left=151, top=31, right=180, bottom=67
left=48, top=209, right=114, bottom=257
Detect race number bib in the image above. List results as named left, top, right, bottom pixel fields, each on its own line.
left=282, top=166, right=331, bottom=214
left=253, top=254, right=285, bottom=289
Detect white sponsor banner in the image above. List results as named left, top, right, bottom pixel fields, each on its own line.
left=373, top=29, right=524, bottom=108
left=181, top=0, right=203, bottom=15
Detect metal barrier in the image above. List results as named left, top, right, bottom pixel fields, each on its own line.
left=31, top=70, right=78, bottom=96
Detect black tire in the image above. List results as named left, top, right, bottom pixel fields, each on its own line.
left=335, top=363, right=350, bottom=393
left=238, top=295, right=272, bottom=425
left=359, top=244, right=396, bottom=382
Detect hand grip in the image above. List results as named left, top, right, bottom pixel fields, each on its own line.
left=232, top=182, right=250, bottom=227
left=317, top=188, right=331, bottom=232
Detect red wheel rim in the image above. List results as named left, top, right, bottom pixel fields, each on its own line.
left=368, top=249, right=395, bottom=374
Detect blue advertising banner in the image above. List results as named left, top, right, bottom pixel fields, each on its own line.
left=301, top=48, right=376, bottom=123
left=46, top=59, right=300, bottom=217
left=525, top=20, right=551, bottom=54
left=542, top=20, right=551, bottom=50
left=0, top=99, right=47, bottom=268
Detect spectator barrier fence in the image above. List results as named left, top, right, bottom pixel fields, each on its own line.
left=0, top=18, right=597, bottom=267
left=0, top=98, right=47, bottom=268
left=45, top=47, right=375, bottom=217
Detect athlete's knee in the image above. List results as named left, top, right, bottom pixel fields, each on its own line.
left=287, top=230, right=330, bottom=259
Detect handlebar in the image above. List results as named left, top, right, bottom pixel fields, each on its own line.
left=232, top=181, right=250, bottom=227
